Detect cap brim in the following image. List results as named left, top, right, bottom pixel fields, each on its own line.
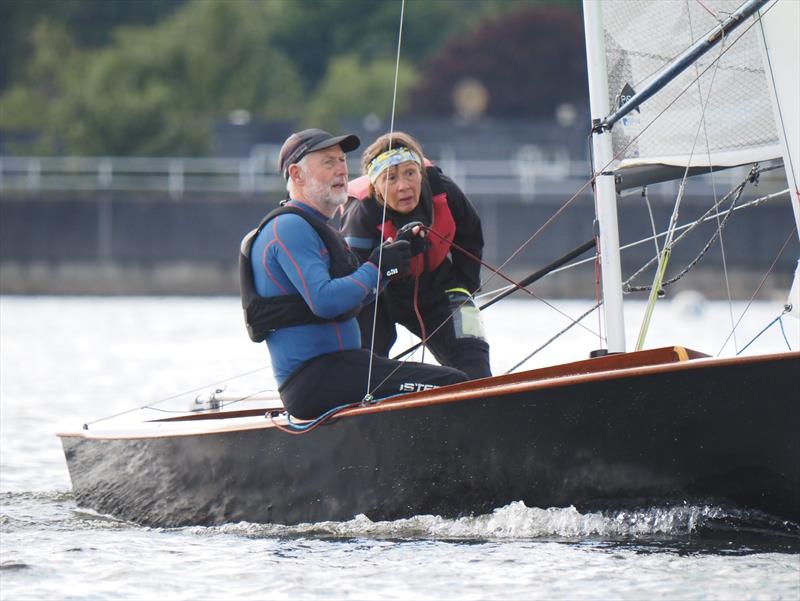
left=307, top=133, right=360, bottom=154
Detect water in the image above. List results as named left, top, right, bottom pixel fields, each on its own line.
left=1, top=295, right=799, bottom=600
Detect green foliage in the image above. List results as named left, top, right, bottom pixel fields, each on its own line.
left=0, top=18, right=83, bottom=153
left=305, top=54, right=418, bottom=130
left=0, top=0, right=586, bottom=155
left=0, top=0, right=185, bottom=93
left=25, top=0, right=304, bottom=155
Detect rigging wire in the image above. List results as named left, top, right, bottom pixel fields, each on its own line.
left=624, top=164, right=754, bottom=293
left=423, top=227, right=600, bottom=337
left=474, top=185, right=788, bottom=305
left=144, top=387, right=278, bottom=414
left=716, top=226, right=797, bottom=356
left=736, top=312, right=795, bottom=356
left=364, top=0, right=406, bottom=403
left=80, top=1, right=794, bottom=435
left=642, top=187, right=663, bottom=259
left=562, top=185, right=787, bottom=281
left=686, top=0, right=739, bottom=352
left=623, top=0, right=724, bottom=100
left=693, top=0, right=721, bottom=20
left=448, top=4, right=777, bottom=362
left=270, top=0, right=792, bottom=429
left=365, top=226, right=603, bottom=394
left=364, top=0, right=779, bottom=396
left=576, top=3, right=779, bottom=353
left=505, top=302, right=602, bottom=374
left=82, top=364, right=273, bottom=428
left=635, top=23, right=727, bottom=350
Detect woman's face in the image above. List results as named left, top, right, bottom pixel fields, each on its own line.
left=374, top=161, right=422, bottom=214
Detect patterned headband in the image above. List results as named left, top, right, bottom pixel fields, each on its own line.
left=367, top=147, right=422, bottom=183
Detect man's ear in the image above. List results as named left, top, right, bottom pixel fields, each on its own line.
left=287, top=164, right=302, bottom=183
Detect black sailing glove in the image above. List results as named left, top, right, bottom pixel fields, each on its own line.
left=395, top=221, right=427, bottom=256
left=368, top=240, right=411, bottom=279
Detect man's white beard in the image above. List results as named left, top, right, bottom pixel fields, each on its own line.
left=306, top=176, right=347, bottom=214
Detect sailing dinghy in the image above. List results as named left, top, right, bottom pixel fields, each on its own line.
left=58, top=0, right=799, bottom=528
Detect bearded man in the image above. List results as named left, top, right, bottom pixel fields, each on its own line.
left=239, top=129, right=467, bottom=419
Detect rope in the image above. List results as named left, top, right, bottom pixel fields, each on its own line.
left=717, top=227, right=797, bottom=356
left=623, top=166, right=755, bottom=293
left=423, top=226, right=600, bottom=338
left=377, top=224, right=601, bottom=375
left=384, top=3, right=777, bottom=370
left=492, top=185, right=787, bottom=288
left=736, top=312, right=794, bottom=356
left=635, top=29, right=727, bottom=351
left=685, top=0, right=739, bottom=351
left=268, top=401, right=361, bottom=435
left=282, top=0, right=786, bottom=413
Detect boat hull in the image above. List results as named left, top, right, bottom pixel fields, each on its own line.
left=59, top=350, right=800, bottom=527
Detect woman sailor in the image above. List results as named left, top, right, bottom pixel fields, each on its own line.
left=341, top=131, right=491, bottom=380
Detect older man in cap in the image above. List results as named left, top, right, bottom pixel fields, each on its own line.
left=239, top=129, right=467, bottom=419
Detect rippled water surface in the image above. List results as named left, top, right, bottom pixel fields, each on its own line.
left=1, top=296, right=799, bottom=600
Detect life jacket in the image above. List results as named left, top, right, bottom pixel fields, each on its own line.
left=348, top=166, right=456, bottom=276
left=239, top=204, right=361, bottom=342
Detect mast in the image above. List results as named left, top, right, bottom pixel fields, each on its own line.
left=583, top=0, right=626, bottom=352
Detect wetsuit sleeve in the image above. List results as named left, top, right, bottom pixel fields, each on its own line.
left=441, top=174, right=484, bottom=294
left=271, top=214, right=380, bottom=319
left=340, top=199, right=379, bottom=264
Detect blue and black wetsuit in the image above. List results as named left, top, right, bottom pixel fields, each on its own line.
left=241, top=199, right=466, bottom=419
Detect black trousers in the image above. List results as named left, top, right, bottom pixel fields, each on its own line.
left=278, top=349, right=467, bottom=420
left=358, top=296, right=492, bottom=381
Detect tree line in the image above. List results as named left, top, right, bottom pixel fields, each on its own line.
left=0, top=0, right=586, bottom=156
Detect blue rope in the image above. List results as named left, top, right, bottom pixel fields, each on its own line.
left=736, top=314, right=793, bottom=355
left=778, top=316, right=794, bottom=350
left=275, top=391, right=411, bottom=433
left=283, top=401, right=359, bottom=432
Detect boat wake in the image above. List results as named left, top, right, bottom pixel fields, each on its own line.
left=191, top=501, right=800, bottom=543
left=3, top=491, right=797, bottom=551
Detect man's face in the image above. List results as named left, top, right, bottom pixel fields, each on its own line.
left=300, top=145, right=349, bottom=214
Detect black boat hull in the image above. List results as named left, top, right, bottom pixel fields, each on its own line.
left=59, top=351, right=800, bottom=527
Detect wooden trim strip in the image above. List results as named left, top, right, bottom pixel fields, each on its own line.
left=57, top=348, right=798, bottom=441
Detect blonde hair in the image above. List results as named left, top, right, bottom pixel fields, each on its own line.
left=361, top=131, right=426, bottom=199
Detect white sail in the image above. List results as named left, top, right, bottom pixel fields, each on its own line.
left=601, top=0, right=783, bottom=172
left=758, top=0, right=800, bottom=318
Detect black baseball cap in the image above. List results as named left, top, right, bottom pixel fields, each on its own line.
left=278, top=128, right=360, bottom=179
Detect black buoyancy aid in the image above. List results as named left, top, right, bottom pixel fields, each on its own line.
left=239, top=204, right=361, bottom=342
left=350, top=167, right=456, bottom=276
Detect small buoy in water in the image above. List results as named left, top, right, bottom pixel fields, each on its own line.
left=672, top=290, right=707, bottom=317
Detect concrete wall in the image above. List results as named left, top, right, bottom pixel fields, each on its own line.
left=1, top=190, right=797, bottom=299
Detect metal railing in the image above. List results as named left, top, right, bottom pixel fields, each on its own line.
left=0, top=152, right=593, bottom=199
left=1, top=152, right=773, bottom=201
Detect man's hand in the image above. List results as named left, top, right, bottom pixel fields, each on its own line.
left=368, top=239, right=411, bottom=278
